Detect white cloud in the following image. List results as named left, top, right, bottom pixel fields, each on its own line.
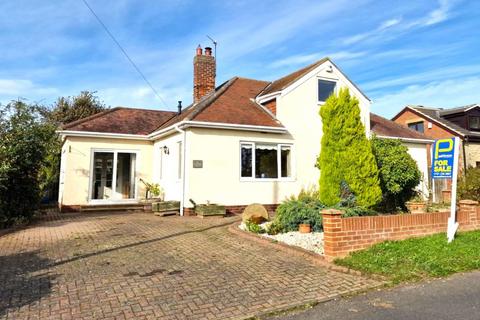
left=342, top=0, right=455, bottom=46
left=372, top=76, right=480, bottom=118
left=362, top=64, right=480, bottom=91
left=424, top=0, right=453, bottom=25
left=379, top=18, right=402, bottom=30
left=0, top=79, right=58, bottom=96
left=342, top=17, right=402, bottom=45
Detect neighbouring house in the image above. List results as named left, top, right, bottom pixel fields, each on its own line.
left=393, top=104, right=480, bottom=201
left=57, top=46, right=372, bottom=215
left=370, top=113, right=433, bottom=198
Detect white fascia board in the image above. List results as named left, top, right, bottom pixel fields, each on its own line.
left=179, top=121, right=287, bottom=133
left=256, top=91, right=281, bottom=104
left=376, top=134, right=434, bottom=144
left=56, top=130, right=149, bottom=141
left=148, top=126, right=178, bottom=140
left=280, top=60, right=371, bottom=103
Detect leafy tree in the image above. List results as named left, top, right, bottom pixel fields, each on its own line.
left=318, top=88, right=382, bottom=208
left=39, top=91, right=108, bottom=201
left=0, top=101, right=55, bottom=227
left=458, top=166, right=480, bottom=201
left=371, top=136, right=421, bottom=211
left=40, top=91, right=108, bottom=126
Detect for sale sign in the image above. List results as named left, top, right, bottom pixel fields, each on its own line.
left=431, top=138, right=456, bottom=179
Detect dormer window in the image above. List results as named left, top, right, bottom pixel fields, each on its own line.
left=318, top=79, right=336, bottom=103
left=469, top=116, right=480, bottom=130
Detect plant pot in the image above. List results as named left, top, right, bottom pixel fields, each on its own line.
left=406, top=201, right=427, bottom=214
left=195, top=204, right=226, bottom=217
left=299, top=223, right=311, bottom=233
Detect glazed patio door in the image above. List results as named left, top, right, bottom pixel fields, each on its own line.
left=91, top=151, right=137, bottom=202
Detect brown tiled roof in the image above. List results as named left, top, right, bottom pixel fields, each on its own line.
left=156, top=77, right=282, bottom=131
left=62, top=107, right=176, bottom=135
left=370, top=113, right=431, bottom=140
left=260, top=58, right=329, bottom=96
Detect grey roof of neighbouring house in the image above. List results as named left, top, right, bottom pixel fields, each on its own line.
left=407, top=105, right=480, bottom=138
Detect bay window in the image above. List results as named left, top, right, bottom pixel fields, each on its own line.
left=240, top=142, right=293, bottom=180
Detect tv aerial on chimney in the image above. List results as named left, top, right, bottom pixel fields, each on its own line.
left=206, top=35, right=217, bottom=58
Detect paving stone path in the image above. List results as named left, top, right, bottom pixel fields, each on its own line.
left=0, top=211, right=382, bottom=319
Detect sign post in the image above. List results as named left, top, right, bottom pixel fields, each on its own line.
left=431, top=137, right=460, bottom=243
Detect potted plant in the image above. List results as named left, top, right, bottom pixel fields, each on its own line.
left=298, top=221, right=311, bottom=233
left=405, top=194, right=427, bottom=214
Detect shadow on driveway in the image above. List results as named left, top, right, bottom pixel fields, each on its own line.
left=0, top=250, right=56, bottom=318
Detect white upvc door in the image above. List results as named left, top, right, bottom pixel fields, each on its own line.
left=157, top=142, right=182, bottom=201
left=89, top=149, right=139, bottom=204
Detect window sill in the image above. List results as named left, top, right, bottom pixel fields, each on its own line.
left=240, top=178, right=296, bottom=182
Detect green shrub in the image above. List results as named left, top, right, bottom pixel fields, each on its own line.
left=342, top=206, right=377, bottom=217
left=245, top=219, right=265, bottom=234
left=318, top=88, right=381, bottom=208
left=0, top=101, right=54, bottom=228
left=458, top=167, right=480, bottom=201
left=371, top=136, right=421, bottom=212
left=273, top=189, right=325, bottom=233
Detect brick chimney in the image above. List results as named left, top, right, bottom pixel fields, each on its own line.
left=193, top=45, right=216, bottom=103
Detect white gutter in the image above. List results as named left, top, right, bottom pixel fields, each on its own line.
left=174, top=125, right=187, bottom=217
left=56, top=130, right=149, bottom=140
left=376, top=135, right=434, bottom=144
left=178, top=121, right=287, bottom=133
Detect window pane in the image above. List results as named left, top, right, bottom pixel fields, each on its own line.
left=318, top=80, right=336, bottom=102
left=408, top=121, right=424, bottom=133
left=241, top=144, right=253, bottom=177
left=255, top=144, right=278, bottom=178
left=91, top=152, right=114, bottom=200
left=281, top=146, right=291, bottom=178
left=470, top=116, right=480, bottom=130
left=116, top=153, right=136, bottom=199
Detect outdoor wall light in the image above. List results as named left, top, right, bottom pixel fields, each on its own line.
left=163, top=146, right=169, bottom=155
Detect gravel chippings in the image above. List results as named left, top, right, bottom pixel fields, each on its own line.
left=239, top=222, right=324, bottom=255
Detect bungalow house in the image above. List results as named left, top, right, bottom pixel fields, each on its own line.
left=57, top=46, right=427, bottom=214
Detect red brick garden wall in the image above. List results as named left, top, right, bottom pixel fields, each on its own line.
left=323, top=200, right=480, bottom=260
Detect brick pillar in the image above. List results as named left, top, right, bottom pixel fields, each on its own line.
left=322, top=209, right=343, bottom=261
left=459, top=200, right=479, bottom=228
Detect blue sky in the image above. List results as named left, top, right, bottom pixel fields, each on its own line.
left=0, top=0, right=479, bottom=118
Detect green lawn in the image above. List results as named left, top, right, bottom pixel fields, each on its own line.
left=335, top=230, right=480, bottom=284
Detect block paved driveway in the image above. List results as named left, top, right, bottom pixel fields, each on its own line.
left=0, top=211, right=381, bottom=320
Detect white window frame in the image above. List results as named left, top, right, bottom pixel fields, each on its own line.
left=317, top=77, right=337, bottom=104
left=239, top=141, right=295, bottom=182
left=88, top=148, right=140, bottom=204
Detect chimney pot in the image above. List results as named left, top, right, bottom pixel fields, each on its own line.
left=205, top=47, right=212, bottom=56
left=196, top=45, right=202, bottom=56
left=177, top=101, right=182, bottom=114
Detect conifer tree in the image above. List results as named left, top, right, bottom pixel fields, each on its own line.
left=318, top=88, right=382, bottom=208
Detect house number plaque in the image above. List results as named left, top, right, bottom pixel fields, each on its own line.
left=193, top=160, right=203, bottom=168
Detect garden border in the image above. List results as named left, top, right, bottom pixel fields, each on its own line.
left=228, top=223, right=387, bottom=281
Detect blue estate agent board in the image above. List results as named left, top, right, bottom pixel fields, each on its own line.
left=431, top=138, right=456, bottom=179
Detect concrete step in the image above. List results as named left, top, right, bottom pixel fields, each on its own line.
left=80, top=203, right=146, bottom=213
